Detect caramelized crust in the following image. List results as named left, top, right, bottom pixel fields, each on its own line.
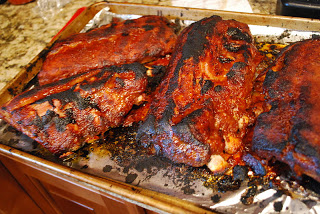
left=38, top=15, right=177, bottom=85
left=137, top=16, right=263, bottom=171
left=252, top=38, right=320, bottom=182
left=0, top=63, right=148, bottom=155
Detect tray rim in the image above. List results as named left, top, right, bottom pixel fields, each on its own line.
left=1, top=2, right=320, bottom=213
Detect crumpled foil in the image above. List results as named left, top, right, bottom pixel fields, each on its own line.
left=1, top=6, right=320, bottom=214
left=33, top=0, right=71, bottom=20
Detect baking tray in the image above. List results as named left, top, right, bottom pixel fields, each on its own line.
left=1, top=2, right=320, bottom=213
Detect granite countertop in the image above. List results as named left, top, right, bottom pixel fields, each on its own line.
left=0, top=0, right=277, bottom=91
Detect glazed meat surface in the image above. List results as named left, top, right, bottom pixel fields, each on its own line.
left=137, top=15, right=263, bottom=173
left=38, top=15, right=177, bottom=85
left=0, top=63, right=149, bottom=155
left=252, top=38, right=320, bottom=182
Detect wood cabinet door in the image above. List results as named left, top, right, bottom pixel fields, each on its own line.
left=0, top=155, right=146, bottom=214
left=0, top=160, right=43, bottom=214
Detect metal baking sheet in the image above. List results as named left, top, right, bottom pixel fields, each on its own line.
left=1, top=2, right=320, bottom=213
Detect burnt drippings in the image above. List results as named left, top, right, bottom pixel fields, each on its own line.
left=233, top=165, right=249, bottom=181
left=79, top=125, right=205, bottom=194
left=273, top=201, right=283, bottom=212
left=181, top=185, right=195, bottom=195
left=243, top=153, right=266, bottom=176
left=102, top=165, right=112, bottom=172
left=211, top=194, right=221, bottom=203
left=216, top=175, right=241, bottom=192
left=125, top=173, right=138, bottom=184
left=241, top=185, right=257, bottom=205
left=202, top=171, right=246, bottom=193
left=240, top=176, right=275, bottom=205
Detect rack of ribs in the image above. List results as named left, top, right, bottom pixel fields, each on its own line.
left=137, top=15, right=263, bottom=173
left=252, top=38, right=320, bottom=182
left=38, top=15, right=177, bottom=85
left=0, top=63, right=151, bottom=156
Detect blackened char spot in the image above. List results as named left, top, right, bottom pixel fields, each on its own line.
left=80, top=75, right=112, bottom=91
left=147, top=65, right=166, bottom=90
left=142, top=24, right=155, bottom=31
left=31, top=109, right=76, bottom=132
left=41, top=110, right=56, bottom=125
left=34, top=87, right=99, bottom=111
left=201, top=80, right=214, bottom=94
left=31, top=114, right=43, bottom=130
left=124, top=19, right=135, bottom=25
left=53, top=114, right=76, bottom=132
left=181, top=16, right=221, bottom=64
left=214, top=85, right=223, bottom=92
left=226, top=62, right=246, bottom=79
left=119, top=63, right=147, bottom=80
left=227, top=27, right=252, bottom=43
left=219, top=57, right=233, bottom=63
left=136, top=114, right=156, bottom=147
left=291, top=121, right=318, bottom=158
left=115, top=77, right=125, bottom=88
left=199, top=77, right=204, bottom=85
left=252, top=132, right=287, bottom=155
left=252, top=112, right=288, bottom=154
left=224, top=43, right=242, bottom=52
left=263, top=69, right=279, bottom=89
left=299, top=85, right=311, bottom=103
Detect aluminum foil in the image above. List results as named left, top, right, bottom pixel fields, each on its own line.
left=1, top=6, right=320, bottom=214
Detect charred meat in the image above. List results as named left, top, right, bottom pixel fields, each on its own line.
left=252, top=38, right=320, bottom=183
left=38, top=15, right=177, bottom=85
left=137, top=15, right=263, bottom=173
left=0, top=63, right=149, bottom=156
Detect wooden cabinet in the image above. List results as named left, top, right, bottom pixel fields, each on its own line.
left=0, top=160, right=43, bottom=214
left=0, top=155, right=154, bottom=214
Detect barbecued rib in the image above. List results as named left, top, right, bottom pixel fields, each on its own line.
left=38, top=15, right=177, bottom=85
left=123, top=55, right=171, bottom=127
left=252, top=38, right=320, bottom=182
left=0, top=63, right=149, bottom=156
left=137, top=15, right=263, bottom=173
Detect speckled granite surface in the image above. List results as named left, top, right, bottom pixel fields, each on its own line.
left=0, top=0, right=277, bottom=91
